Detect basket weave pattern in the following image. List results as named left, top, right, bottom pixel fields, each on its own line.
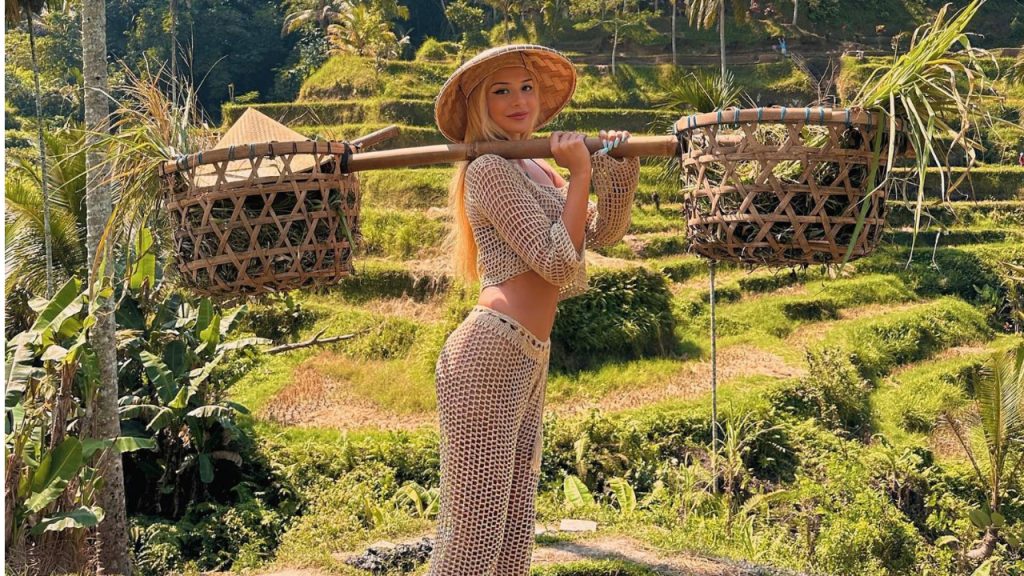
left=162, top=146, right=360, bottom=295
left=680, top=115, right=887, bottom=266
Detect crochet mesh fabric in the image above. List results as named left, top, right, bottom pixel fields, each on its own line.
left=466, top=152, right=641, bottom=299
left=427, top=153, right=639, bottom=575
left=430, top=306, right=551, bottom=576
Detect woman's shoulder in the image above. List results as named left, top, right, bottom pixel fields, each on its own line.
left=467, top=153, right=515, bottom=173
left=465, top=154, right=525, bottom=186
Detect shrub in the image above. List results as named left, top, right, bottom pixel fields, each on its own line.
left=242, top=293, right=317, bottom=342
left=781, top=298, right=840, bottom=321
left=770, top=347, right=873, bottom=436
left=349, top=316, right=420, bottom=360
left=131, top=498, right=285, bottom=575
left=551, top=267, right=677, bottom=370
left=415, top=38, right=460, bottom=62
left=738, top=270, right=806, bottom=294
left=333, top=263, right=450, bottom=303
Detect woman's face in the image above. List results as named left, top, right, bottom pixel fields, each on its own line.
left=484, top=66, right=539, bottom=139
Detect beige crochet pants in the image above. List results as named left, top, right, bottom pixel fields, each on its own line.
left=428, top=305, right=551, bottom=576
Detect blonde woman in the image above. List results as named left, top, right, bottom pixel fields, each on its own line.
left=430, top=44, right=640, bottom=575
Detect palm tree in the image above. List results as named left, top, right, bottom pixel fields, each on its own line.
left=82, top=0, right=131, bottom=572
left=281, top=0, right=353, bottom=36
left=686, top=0, right=738, bottom=77
left=5, top=0, right=60, bottom=297
left=939, top=345, right=1024, bottom=562
left=5, top=129, right=89, bottom=297
left=327, top=3, right=409, bottom=68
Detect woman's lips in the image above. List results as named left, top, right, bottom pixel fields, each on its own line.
left=508, top=112, right=528, bottom=120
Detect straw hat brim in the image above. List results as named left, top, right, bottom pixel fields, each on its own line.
left=434, top=44, right=577, bottom=143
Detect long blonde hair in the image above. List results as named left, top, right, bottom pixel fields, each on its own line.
left=447, top=72, right=534, bottom=282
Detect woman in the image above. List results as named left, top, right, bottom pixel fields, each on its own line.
left=430, top=44, right=640, bottom=575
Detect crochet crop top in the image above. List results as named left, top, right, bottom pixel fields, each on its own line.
left=464, top=152, right=641, bottom=301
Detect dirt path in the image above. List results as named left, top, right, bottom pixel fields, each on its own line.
left=245, top=532, right=796, bottom=576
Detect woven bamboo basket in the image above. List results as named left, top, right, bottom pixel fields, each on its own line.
left=158, top=109, right=403, bottom=296
left=675, top=107, right=903, bottom=266
left=160, top=140, right=361, bottom=295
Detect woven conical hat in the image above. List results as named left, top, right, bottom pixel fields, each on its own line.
left=434, top=44, right=577, bottom=143
left=195, top=108, right=315, bottom=186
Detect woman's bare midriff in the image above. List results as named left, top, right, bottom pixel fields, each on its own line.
left=478, top=271, right=560, bottom=342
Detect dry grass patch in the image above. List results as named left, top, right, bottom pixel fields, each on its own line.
left=360, top=295, right=447, bottom=323
left=262, top=353, right=436, bottom=432
left=552, top=346, right=802, bottom=416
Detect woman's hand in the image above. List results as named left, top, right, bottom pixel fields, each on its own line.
left=598, top=129, right=631, bottom=155
left=550, top=131, right=591, bottom=177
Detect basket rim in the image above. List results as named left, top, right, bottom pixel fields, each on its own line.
left=674, top=106, right=885, bottom=134
left=160, top=140, right=353, bottom=177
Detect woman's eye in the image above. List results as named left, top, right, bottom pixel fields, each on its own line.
left=494, top=88, right=509, bottom=95
left=523, top=84, right=533, bottom=91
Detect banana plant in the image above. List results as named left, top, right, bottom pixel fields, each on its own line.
left=5, top=277, right=155, bottom=548
left=115, top=228, right=268, bottom=517
left=562, top=474, right=596, bottom=511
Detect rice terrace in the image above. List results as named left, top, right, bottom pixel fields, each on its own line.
left=4, top=0, right=1024, bottom=575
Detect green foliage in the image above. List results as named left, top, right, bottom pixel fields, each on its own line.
left=5, top=127, right=88, bottom=298
left=115, top=256, right=269, bottom=518
left=679, top=274, right=917, bottom=341
left=5, top=278, right=155, bottom=552
left=131, top=498, right=285, bottom=576
left=107, top=0, right=292, bottom=120
left=771, top=347, right=874, bottom=436
left=348, top=316, right=420, bottom=360
left=552, top=267, right=677, bottom=370
left=241, top=292, right=317, bottom=343
left=333, top=261, right=450, bottom=303
left=856, top=243, right=1024, bottom=317
left=658, top=68, right=742, bottom=114
left=888, top=167, right=1024, bottom=201
left=361, top=167, right=450, bottom=208
left=274, top=463, right=430, bottom=565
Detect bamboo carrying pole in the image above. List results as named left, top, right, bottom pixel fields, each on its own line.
left=161, top=134, right=683, bottom=176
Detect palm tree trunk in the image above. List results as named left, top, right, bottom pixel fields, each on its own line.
left=718, top=0, right=726, bottom=77
left=24, top=6, right=54, bottom=298
left=671, top=0, right=677, bottom=66
left=612, top=22, right=619, bottom=76
left=170, top=0, right=177, bottom=104
left=82, top=0, right=131, bottom=573
left=792, top=0, right=799, bottom=26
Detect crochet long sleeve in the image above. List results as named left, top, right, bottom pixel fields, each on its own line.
left=466, top=154, right=584, bottom=287
left=465, top=151, right=640, bottom=300
left=585, top=153, right=641, bottom=247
